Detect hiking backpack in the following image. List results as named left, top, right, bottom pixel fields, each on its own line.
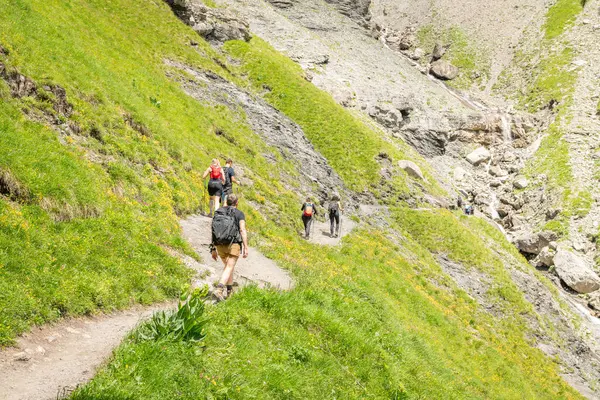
left=224, top=167, right=233, bottom=186
left=303, top=203, right=314, bottom=217
left=212, top=207, right=240, bottom=245
left=210, top=165, right=222, bottom=180
left=328, top=201, right=339, bottom=216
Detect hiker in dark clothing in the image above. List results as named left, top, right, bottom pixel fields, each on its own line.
left=221, top=158, right=239, bottom=206
left=202, top=158, right=225, bottom=217
left=328, top=194, right=343, bottom=237
left=301, top=197, right=318, bottom=239
left=210, top=194, right=248, bottom=301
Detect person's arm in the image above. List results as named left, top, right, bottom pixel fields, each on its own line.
left=231, top=176, right=239, bottom=184
left=239, top=220, right=249, bottom=258
left=202, top=167, right=210, bottom=180
left=301, top=203, right=305, bottom=211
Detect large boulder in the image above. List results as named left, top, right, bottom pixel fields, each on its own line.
left=466, top=147, right=491, bottom=166
left=398, top=160, right=424, bottom=180
left=430, top=60, right=459, bottom=80
left=553, top=250, right=600, bottom=294
left=516, top=231, right=557, bottom=255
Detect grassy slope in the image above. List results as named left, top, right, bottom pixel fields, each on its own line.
left=0, top=0, right=581, bottom=398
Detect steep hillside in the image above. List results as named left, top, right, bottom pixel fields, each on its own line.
left=0, top=0, right=599, bottom=399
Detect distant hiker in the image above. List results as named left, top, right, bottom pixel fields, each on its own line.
left=328, top=194, right=343, bottom=237
left=464, top=205, right=474, bottom=216
left=221, top=158, right=239, bottom=206
left=301, top=197, right=318, bottom=239
left=202, top=158, right=226, bottom=217
left=210, top=194, right=249, bottom=301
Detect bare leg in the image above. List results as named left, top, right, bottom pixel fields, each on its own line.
left=219, top=256, right=237, bottom=286
left=214, top=196, right=220, bottom=211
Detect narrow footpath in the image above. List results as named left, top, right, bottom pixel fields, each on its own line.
left=0, top=214, right=293, bottom=400
left=306, top=216, right=356, bottom=246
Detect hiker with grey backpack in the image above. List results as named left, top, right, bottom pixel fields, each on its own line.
left=210, top=194, right=249, bottom=301
left=301, top=197, right=318, bottom=239
left=328, top=194, right=343, bottom=238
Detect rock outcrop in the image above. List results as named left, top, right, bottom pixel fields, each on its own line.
left=165, top=0, right=251, bottom=43
left=553, top=250, right=600, bottom=294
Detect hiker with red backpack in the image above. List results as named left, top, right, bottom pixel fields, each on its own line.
left=301, top=197, right=318, bottom=239
left=210, top=194, right=248, bottom=301
left=202, top=158, right=226, bottom=217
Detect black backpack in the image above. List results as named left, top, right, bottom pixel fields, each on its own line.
left=212, top=207, right=240, bottom=245
left=224, top=167, right=233, bottom=186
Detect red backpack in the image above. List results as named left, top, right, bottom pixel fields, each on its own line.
left=210, top=165, right=222, bottom=180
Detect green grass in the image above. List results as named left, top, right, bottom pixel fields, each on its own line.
left=0, top=0, right=303, bottom=345
left=522, top=47, right=578, bottom=112
left=73, top=224, right=580, bottom=399
left=544, top=0, right=583, bottom=40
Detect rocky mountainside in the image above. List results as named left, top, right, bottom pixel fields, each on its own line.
left=1, top=0, right=600, bottom=398
left=214, top=0, right=600, bottom=395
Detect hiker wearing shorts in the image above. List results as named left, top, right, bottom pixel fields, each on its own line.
left=301, top=197, right=318, bottom=239
left=328, top=194, right=343, bottom=238
left=210, top=194, right=248, bottom=301
left=202, top=158, right=225, bottom=217
left=221, top=158, right=238, bottom=206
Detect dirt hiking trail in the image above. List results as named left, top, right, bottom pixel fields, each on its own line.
left=180, top=214, right=294, bottom=290
left=0, top=303, right=173, bottom=400
left=0, top=214, right=293, bottom=400
left=307, top=215, right=357, bottom=246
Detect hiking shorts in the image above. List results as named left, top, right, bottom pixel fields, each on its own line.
left=208, top=179, right=223, bottom=197
left=216, top=243, right=241, bottom=261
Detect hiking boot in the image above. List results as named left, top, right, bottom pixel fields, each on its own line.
left=212, top=285, right=226, bottom=302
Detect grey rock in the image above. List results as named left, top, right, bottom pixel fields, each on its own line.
left=489, top=165, right=508, bottom=177
left=516, top=231, right=557, bottom=255
left=411, top=48, right=425, bottom=60
left=554, top=250, right=600, bottom=294
left=546, top=208, right=561, bottom=220
left=589, top=293, right=600, bottom=311
left=398, top=160, right=424, bottom=180
left=537, top=246, right=555, bottom=267
left=432, top=42, right=446, bottom=60
left=430, top=60, right=459, bottom=80
left=465, top=147, right=491, bottom=165
left=513, top=176, right=529, bottom=189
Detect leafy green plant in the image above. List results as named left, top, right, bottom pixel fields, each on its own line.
left=134, top=287, right=209, bottom=343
